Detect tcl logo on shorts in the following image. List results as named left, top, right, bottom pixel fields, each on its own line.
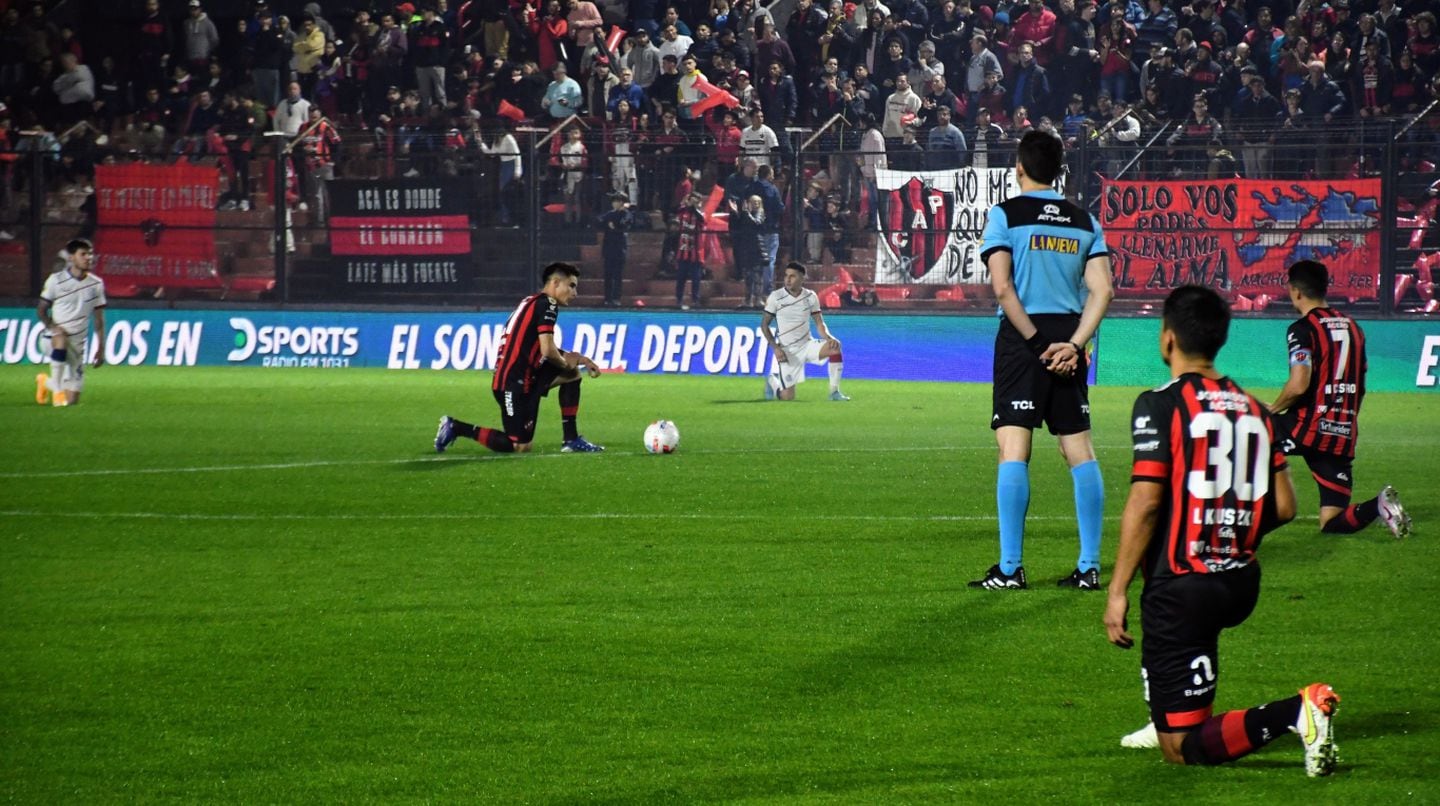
left=1011, top=400, right=1035, bottom=410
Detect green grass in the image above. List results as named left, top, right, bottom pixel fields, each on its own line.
left=1, top=365, right=1437, bottom=803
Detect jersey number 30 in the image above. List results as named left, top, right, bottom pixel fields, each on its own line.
left=1187, top=412, right=1270, bottom=502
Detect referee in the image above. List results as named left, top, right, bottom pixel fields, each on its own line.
left=969, top=131, right=1114, bottom=591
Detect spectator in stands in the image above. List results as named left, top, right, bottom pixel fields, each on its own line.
left=249, top=11, right=284, bottom=108
left=1353, top=39, right=1393, bottom=118
left=819, top=0, right=855, bottom=71
left=967, top=105, right=1006, bottom=168
left=739, top=106, right=780, bottom=165
left=1166, top=93, right=1222, bottom=176
left=909, top=40, right=945, bottom=91
left=1244, top=5, right=1283, bottom=79
left=51, top=53, right=93, bottom=128
left=802, top=182, right=827, bottom=261
left=757, top=60, right=798, bottom=126
left=478, top=118, right=523, bottom=225
left=930, top=0, right=969, bottom=70
left=1135, top=0, right=1177, bottom=65
left=566, top=0, right=605, bottom=72
left=274, top=82, right=313, bottom=206
left=585, top=57, right=619, bottom=116
left=1098, top=13, right=1136, bottom=103
left=1095, top=97, right=1140, bottom=176
left=658, top=21, right=694, bottom=64
left=754, top=162, right=784, bottom=292
left=558, top=125, right=588, bottom=222
left=674, top=190, right=706, bottom=308
left=926, top=103, right=967, bottom=168
left=1392, top=49, right=1425, bottom=115
left=604, top=104, right=641, bottom=203
left=976, top=68, right=1008, bottom=123
left=369, top=14, right=407, bottom=115
left=133, top=0, right=172, bottom=92
left=608, top=66, right=648, bottom=119
left=1011, top=0, right=1059, bottom=65
left=789, top=0, right=835, bottom=78
left=712, top=107, right=743, bottom=181
left=732, top=67, right=757, bottom=112
left=855, top=111, right=884, bottom=215
left=1300, top=58, right=1348, bottom=123
left=183, top=1, right=220, bottom=77
left=300, top=105, right=341, bottom=219
left=544, top=61, right=583, bottom=120
left=1274, top=86, right=1313, bottom=177
left=1236, top=73, right=1282, bottom=177
left=1186, top=40, right=1222, bottom=105
left=821, top=196, right=851, bottom=262
left=1056, top=0, right=1099, bottom=105
left=623, top=28, right=661, bottom=88
left=919, top=73, right=961, bottom=128
left=873, top=36, right=913, bottom=94
left=967, top=33, right=1004, bottom=117
left=1409, top=12, right=1438, bottom=77
left=1009, top=42, right=1052, bottom=118
left=1145, top=46, right=1189, bottom=115
left=411, top=5, right=451, bottom=110
left=882, top=72, right=921, bottom=139
left=851, top=63, right=883, bottom=118
left=215, top=92, right=254, bottom=212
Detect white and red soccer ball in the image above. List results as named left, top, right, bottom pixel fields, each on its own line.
left=643, top=420, right=680, bottom=454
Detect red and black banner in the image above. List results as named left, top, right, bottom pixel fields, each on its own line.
left=327, top=179, right=474, bottom=292
left=1100, top=178, right=1382, bottom=300
left=94, top=164, right=218, bottom=287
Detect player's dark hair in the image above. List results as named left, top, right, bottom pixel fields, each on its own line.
left=1163, top=285, right=1230, bottom=360
left=541, top=262, right=579, bottom=283
left=786, top=261, right=806, bottom=275
left=66, top=238, right=93, bottom=254
left=1017, top=130, right=1064, bottom=184
left=1287, top=260, right=1329, bottom=300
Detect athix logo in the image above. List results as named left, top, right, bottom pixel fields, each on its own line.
left=1134, top=416, right=1151, bottom=429
left=1037, top=202, right=1072, bottom=223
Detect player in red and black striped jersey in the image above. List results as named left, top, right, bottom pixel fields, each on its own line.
left=434, top=262, right=605, bottom=454
left=1105, top=287, right=1342, bottom=777
left=1269, top=260, right=1411, bottom=538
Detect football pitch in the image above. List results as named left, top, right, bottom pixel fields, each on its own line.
left=1, top=365, right=1436, bottom=803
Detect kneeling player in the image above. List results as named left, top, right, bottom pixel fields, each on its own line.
left=1269, top=260, right=1411, bottom=538
left=435, top=262, right=604, bottom=454
left=760, top=262, right=849, bottom=401
left=1105, top=286, right=1340, bottom=777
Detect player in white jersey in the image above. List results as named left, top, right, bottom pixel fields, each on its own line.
left=36, top=239, right=106, bottom=406
left=760, top=262, right=850, bottom=401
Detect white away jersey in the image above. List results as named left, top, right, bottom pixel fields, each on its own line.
left=764, top=287, right=821, bottom=348
left=40, top=269, right=106, bottom=338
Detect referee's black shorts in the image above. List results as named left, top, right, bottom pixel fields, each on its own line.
left=991, top=314, right=1091, bottom=435
left=1140, top=564, right=1262, bottom=732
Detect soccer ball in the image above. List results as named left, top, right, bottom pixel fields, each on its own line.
left=643, top=420, right=680, bottom=454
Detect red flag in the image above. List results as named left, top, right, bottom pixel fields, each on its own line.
left=604, top=26, right=627, bottom=53
left=497, top=99, right=526, bottom=122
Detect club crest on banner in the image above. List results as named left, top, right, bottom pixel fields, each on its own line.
left=875, top=167, right=1025, bottom=286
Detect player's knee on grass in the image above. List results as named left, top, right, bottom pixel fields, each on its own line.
left=778, top=388, right=796, bottom=401
left=1159, top=731, right=1188, bottom=765
left=514, top=442, right=533, bottom=453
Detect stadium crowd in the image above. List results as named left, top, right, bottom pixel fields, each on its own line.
left=1, top=0, right=1439, bottom=229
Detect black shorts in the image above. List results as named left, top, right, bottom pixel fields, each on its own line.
left=1140, top=563, right=1261, bottom=732
left=1275, top=413, right=1354, bottom=508
left=493, top=363, right=566, bottom=444
left=991, top=314, right=1091, bottom=435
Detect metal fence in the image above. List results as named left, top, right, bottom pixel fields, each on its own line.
left=1, top=114, right=1436, bottom=314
